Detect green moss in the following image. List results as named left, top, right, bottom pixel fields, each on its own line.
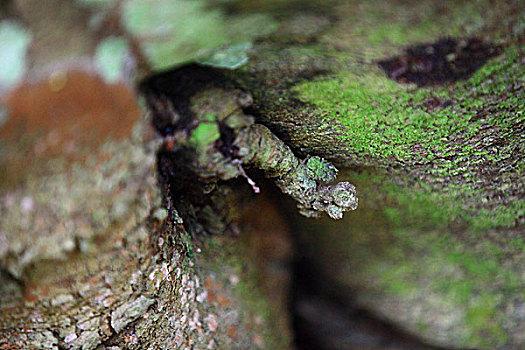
left=367, top=225, right=518, bottom=298
left=329, top=171, right=522, bottom=346
left=433, top=279, right=474, bottom=304
left=295, top=45, right=524, bottom=166
left=189, top=117, right=220, bottom=150
left=510, top=238, right=525, bottom=250
left=416, top=321, right=430, bottom=335
left=464, top=293, right=507, bottom=347
left=382, top=183, right=460, bottom=229
left=295, top=67, right=446, bottom=160
left=305, top=156, right=337, bottom=183
left=346, top=171, right=521, bottom=289
left=471, top=201, right=524, bottom=231
left=293, top=45, right=523, bottom=231
left=351, top=169, right=521, bottom=232
left=373, top=262, right=418, bottom=295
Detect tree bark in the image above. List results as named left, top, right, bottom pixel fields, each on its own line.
left=0, top=1, right=523, bottom=349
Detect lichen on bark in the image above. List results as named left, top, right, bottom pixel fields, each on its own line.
left=143, top=69, right=358, bottom=221
left=234, top=125, right=357, bottom=219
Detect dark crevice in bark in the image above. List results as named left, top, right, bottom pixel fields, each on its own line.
left=156, top=149, right=217, bottom=237
left=140, top=63, right=243, bottom=136
left=290, top=252, right=450, bottom=350
left=48, top=328, right=66, bottom=350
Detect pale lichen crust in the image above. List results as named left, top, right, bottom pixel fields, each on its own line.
left=236, top=125, right=357, bottom=219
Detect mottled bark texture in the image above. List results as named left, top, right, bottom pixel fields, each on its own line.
left=1, top=0, right=524, bottom=349
left=0, top=114, right=293, bottom=349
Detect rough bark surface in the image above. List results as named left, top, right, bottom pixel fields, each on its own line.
left=0, top=1, right=523, bottom=349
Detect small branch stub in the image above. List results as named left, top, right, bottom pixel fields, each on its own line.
left=145, top=74, right=358, bottom=220
left=235, top=125, right=357, bottom=219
